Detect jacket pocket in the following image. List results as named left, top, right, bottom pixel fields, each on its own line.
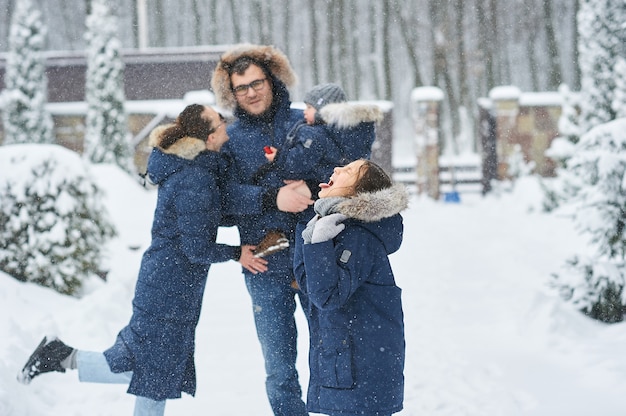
left=317, top=328, right=354, bottom=389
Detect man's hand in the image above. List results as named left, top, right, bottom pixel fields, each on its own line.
left=239, top=245, right=268, bottom=274
left=276, top=180, right=314, bottom=213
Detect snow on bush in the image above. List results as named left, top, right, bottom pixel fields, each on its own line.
left=550, top=118, right=626, bottom=322
left=552, top=255, right=625, bottom=323
left=0, top=144, right=116, bottom=296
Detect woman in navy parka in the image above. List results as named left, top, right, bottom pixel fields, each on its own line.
left=17, top=104, right=263, bottom=416
left=294, top=159, right=408, bottom=416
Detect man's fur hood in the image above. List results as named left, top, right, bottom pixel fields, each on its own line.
left=319, top=102, right=384, bottom=129
left=148, top=124, right=206, bottom=160
left=211, top=43, right=298, bottom=110
left=337, top=183, right=409, bottom=222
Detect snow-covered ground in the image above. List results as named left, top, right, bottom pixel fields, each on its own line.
left=2, top=163, right=626, bottom=416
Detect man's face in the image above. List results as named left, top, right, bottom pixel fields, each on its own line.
left=231, top=64, right=273, bottom=116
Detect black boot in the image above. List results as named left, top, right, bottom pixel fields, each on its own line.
left=17, top=336, right=74, bottom=385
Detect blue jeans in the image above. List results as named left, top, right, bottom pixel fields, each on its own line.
left=244, top=271, right=309, bottom=416
left=77, top=351, right=166, bottom=416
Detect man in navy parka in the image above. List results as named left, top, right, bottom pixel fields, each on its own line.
left=211, top=44, right=314, bottom=415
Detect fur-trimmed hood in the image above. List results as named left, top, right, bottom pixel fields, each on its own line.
left=148, top=124, right=207, bottom=160
left=337, top=183, right=409, bottom=222
left=210, top=43, right=298, bottom=110
left=146, top=124, right=222, bottom=187
left=319, top=102, right=384, bottom=129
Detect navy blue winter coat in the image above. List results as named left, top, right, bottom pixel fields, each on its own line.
left=294, top=185, right=408, bottom=416
left=104, top=127, right=239, bottom=401
left=221, top=77, right=304, bottom=272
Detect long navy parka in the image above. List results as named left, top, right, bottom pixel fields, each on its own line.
left=294, top=185, right=408, bottom=416
left=104, top=128, right=239, bottom=401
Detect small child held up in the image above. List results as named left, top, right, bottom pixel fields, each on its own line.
left=262, top=83, right=383, bottom=189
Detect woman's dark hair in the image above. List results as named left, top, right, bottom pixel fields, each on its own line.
left=353, top=160, right=393, bottom=194
left=160, top=104, right=214, bottom=149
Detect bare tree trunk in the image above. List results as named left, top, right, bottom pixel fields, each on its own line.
left=572, top=0, right=581, bottom=89
left=526, top=36, right=540, bottom=90
left=382, top=0, right=393, bottom=100
left=369, top=2, right=381, bottom=99
left=154, top=0, right=165, bottom=47
left=392, top=0, right=424, bottom=88
left=476, top=0, right=496, bottom=92
left=429, top=0, right=460, bottom=148
left=192, top=0, right=202, bottom=45
left=283, top=0, right=291, bottom=58
left=252, top=1, right=263, bottom=43
left=261, top=1, right=272, bottom=45
left=543, top=0, right=561, bottom=89
left=338, top=0, right=349, bottom=89
left=489, top=0, right=500, bottom=85
left=349, top=0, right=361, bottom=97
left=228, top=0, right=241, bottom=42
left=308, top=0, right=320, bottom=85
left=207, top=0, right=218, bottom=44
left=326, top=0, right=336, bottom=82
left=454, top=0, right=469, bottom=108
left=524, top=0, right=540, bottom=90
left=130, top=0, right=138, bottom=48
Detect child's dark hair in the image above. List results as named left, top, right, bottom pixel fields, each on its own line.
left=160, top=104, right=214, bottom=149
left=354, top=160, right=393, bottom=194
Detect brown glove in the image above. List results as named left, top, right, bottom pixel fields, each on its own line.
left=253, top=230, right=290, bottom=258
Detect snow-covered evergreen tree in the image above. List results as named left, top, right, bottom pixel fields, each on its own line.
left=556, top=83, right=582, bottom=146
left=551, top=119, right=626, bottom=323
left=83, top=0, right=134, bottom=173
left=0, top=144, right=116, bottom=296
left=0, top=0, right=54, bottom=145
left=577, top=0, right=626, bottom=135
left=612, top=58, right=626, bottom=119
left=540, top=84, right=582, bottom=212
left=550, top=1, right=626, bottom=322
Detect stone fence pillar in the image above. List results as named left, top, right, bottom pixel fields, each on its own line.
left=489, top=86, right=521, bottom=180
left=410, top=86, right=444, bottom=200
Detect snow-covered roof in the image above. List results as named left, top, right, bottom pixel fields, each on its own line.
left=519, top=92, right=562, bottom=107
left=411, top=86, right=444, bottom=102
left=489, top=86, right=521, bottom=101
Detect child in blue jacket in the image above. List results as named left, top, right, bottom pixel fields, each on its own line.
left=294, top=159, right=408, bottom=416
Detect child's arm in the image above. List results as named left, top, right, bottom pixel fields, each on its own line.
left=278, top=126, right=329, bottom=177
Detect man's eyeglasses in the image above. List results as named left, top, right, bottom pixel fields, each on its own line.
left=232, top=78, right=267, bottom=97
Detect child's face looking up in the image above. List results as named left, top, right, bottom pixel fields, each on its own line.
left=318, top=159, right=366, bottom=198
